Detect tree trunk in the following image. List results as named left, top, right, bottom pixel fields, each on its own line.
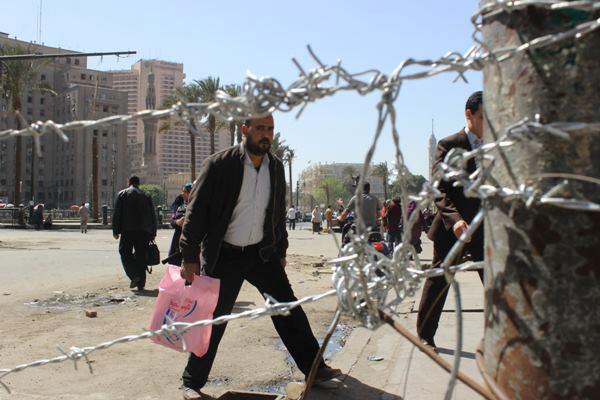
left=482, top=5, right=600, bottom=399
left=229, top=121, right=236, bottom=146
left=92, top=134, right=99, bottom=222
left=236, top=122, right=242, bottom=144
left=209, top=115, right=216, bottom=154
left=189, top=123, right=196, bottom=181
left=288, top=159, right=293, bottom=207
left=14, top=135, right=22, bottom=205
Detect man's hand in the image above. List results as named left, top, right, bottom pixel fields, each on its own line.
left=280, top=258, right=287, bottom=268
left=176, top=217, right=185, bottom=227
left=113, top=233, right=119, bottom=240
left=181, top=261, right=200, bottom=282
left=452, top=220, right=471, bottom=242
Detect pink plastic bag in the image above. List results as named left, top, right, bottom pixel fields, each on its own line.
left=149, top=264, right=220, bottom=357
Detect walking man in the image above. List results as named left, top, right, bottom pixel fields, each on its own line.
left=417, top=91, right=485, bottom=351
left=112, top=175, right=157, bottom=291
left=287, top=204, right=297, bottom=230
left=78, top=203, right=89, bottom=234
left=179, top=115, right=340, bottom=399
left=384, top=197, right=402, bottom=249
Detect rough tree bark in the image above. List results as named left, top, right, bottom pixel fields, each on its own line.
left=482, top=4, right=600, bottom=399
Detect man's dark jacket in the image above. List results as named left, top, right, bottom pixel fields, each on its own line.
left=179, top=144, right=289, bottom=277
left=112, top=186, right=157, bottom=236
left=428, top=129, right=483, bottom=250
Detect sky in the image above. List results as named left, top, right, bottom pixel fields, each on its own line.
left=1, top=0, right=483, bottom=183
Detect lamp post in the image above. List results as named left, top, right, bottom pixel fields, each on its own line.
left=295, top=180, right=300, bottom=208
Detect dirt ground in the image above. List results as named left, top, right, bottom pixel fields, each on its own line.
left=0, top=228, right=350, bottom=399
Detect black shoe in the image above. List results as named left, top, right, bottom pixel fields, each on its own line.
left=129, top=277, right=140, bottom=289
left=311, top=366, right=342, bottom=384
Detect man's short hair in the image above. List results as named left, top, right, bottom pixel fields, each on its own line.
left=363, top=182, right=371, bottom=193
left=243, top=119, right=252, bottom=127
left=466, top=91, right=483, bottom=114
left=128, top=175, right=140, bottom=186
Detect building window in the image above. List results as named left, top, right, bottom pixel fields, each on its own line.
left=102, top=179, right=108, bottom=186
left=27, top=96, right=32, bottom=103
left=74, top=59, right=80, bottom=66
left=81, top=73, right=86, bottom=80
left=40, top=97, right=44, bottom=105
left=102, top=105, right=108, bottom=113
left=40, top=109, right=45, bottom=117
left=40, top=74, right=46, bottom=81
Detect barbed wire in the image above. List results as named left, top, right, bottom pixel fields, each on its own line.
left=0, top=289, right=336, bottom=393
left=1, top=1, right=599, bottom=398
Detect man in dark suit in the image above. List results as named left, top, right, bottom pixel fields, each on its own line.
left=112, top=175, right=157, bottom=291
left=417, top=91, right=485, bottom=351
left=178, top=115, right=341, bottom=400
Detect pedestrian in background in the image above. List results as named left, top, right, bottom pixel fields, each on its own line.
left=79, top=202, right=89, bottom=234
left=166, top=182, right=192, bottom=265
left=325, top=205, right=333, bottom=232
left=112, top=175, right=157, bottom=291
left=384, top=197, right=402, bottom=249
left=287, top=204, right=297, bottom=230
left=311, top=205, right=322, bottom=234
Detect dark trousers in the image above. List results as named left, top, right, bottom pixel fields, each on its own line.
left=387, top=230, right=401, bottom=250
left=118, top=231, right=149, bottom=288
left=167, top=227, right=183, bottom=266
left=182, top=247, right=324, bottom=390
left=417, top=233, right=484, bottom=342
left=288, top=218, right=296, bottom=230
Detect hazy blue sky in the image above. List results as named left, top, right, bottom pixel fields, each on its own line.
left=2, top=0, right=482, bottom=182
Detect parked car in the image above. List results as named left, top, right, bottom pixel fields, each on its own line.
left=302, top=212, right=311, bottom=222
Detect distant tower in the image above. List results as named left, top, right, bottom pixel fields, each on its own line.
left=141, top=69, right=161, bottom=184
left=428, top=119, right=437, bottom=182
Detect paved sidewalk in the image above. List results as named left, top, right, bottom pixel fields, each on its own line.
left=310, top=236, right=487, bottom=400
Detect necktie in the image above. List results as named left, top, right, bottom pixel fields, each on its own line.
left=472, top=138, right=483, bottom=149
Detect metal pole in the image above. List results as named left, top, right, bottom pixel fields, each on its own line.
left=482, top=4, right=600, bottom=399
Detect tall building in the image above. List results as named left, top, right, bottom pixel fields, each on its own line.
left=111, top=60, right=231, bottom=182
left=0, top=34, right=129, bottom=208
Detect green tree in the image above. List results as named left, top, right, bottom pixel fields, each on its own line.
left=315, top=176, right=348, bottom=207
left=196, top=76, right=222, bottom=154
left=389, top=172, right=427, bottom=198
left=270, top=131, right=288, bottom=159
left=224, top=84, right=243, bottom=145
left=283, top=148, right=295, bottom=207
left=161, top=83, right=202, bottom=181
left=372, top=162, right=390, bottom=200
left=139, top=184, right=164, bottom=208
left=0, top=43, right=54, bottom=205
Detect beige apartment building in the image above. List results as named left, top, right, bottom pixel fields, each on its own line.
left=0, top=33, right=129, bottom=208
left=111, top=60, right=231, bottom=182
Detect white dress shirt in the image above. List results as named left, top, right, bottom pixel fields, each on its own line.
left=465, top=126, right=483, bottom=150
left=223, top=145, right=271, bottom=247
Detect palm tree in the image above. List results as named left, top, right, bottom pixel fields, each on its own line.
left=270, top=132, right=288, bottom=159
left=0, top=43, right=54, bottom=205
left=196, top=76, right=221, bottom=154
left=373, top=162, right=390, bottom=200
left=162, top=83, right=202, bottom=181
left=224, top=84, right=243, bottom=145
left=283, top=148, right=295, bottom=207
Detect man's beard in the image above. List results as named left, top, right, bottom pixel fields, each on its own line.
left=246, top=135, right=271, bottom=156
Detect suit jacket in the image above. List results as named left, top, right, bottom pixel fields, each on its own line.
left=112, top=186, right=157, bottom=236
left=179, top=144, right=288, bottom=277
left=428, top=129, right=483, bottom=251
